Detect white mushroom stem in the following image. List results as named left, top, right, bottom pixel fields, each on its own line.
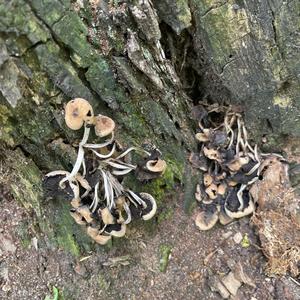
left=247, top=176, right=259, bottom=185
left=245, top=161, right=261, bottom=176
left=84, top=132, right=114, bottom=149
left=60, top=126, right=90, bottom=187
left=91, top=143, right=116, bottom=159
left=242, top=124, right=256, bottom=154
left=115, top=147, right=151, bottom=159
left=90, top=182, right=100, bottom=213
left=112, top=169, right=134, bottom=176
left=123, top=202, right=132, bottom=224
left=127, top=190, right=147, bottom=208
left=101, top=170, right=114, bottom=210
left=106, top=160, right=136, bottom=170
left=236, top=117, right=242, bottom=155
left=237, top=184, right=247, bottom=210
left=107, top=172, right=124, bottom=196
left=225, top=113, right=235, bottom=149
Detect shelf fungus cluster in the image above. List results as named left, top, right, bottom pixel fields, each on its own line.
left=189, top=104, right=281, bottom=231
left=43, top=98, right=166, bottom=245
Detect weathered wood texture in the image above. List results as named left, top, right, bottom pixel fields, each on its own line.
left=0, top=0, right=299, bottom=253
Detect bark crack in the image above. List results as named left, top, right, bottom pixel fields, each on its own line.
left=200, top=1, right=228, bottom=18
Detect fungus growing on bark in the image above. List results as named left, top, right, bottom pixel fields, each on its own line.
left=44, top=98, right=166, bottom=244
left=190, top=104, right=281, bottom=231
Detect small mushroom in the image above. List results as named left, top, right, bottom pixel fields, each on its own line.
left=146, top=159, right=167, bottom=174
left=224, top=189, right=255, bottom=219
left=195, top=184, right=202, bottom=202
left=203, top=147, right=221, bottom=162
left=195, top=130, right=210, bottom=142
left=87, top=226, right=111, bottom=245
left=205, top=183, right=218, bottom=200
left=99, top=207, right=115, bottom=225
left=104, top=223, right=126, bottom=237
left=195, top=205, right=219, bottom=231
left=94, top=115, right=115, bottom=137
left=77, top=205, right=93, bottom=223
left=69, top=209, right=86, bottom=225
left=70, top=198, right=81, bottom=208
left=203, top=173, right=213, bottom=186
left=227, top=156, right=249, bottom=172
left=140, top=192, right=157, bottom=221
left=65, top=98, right=94, bottom=130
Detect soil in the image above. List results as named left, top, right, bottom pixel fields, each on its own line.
left=0, top=188, right=300, bottom=300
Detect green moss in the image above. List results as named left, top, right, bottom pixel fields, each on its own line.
left=157, top=207, right=174, bottom=224
left=97, top=273, right=110, bottom=291
left=159, top=244, right=172, bottom=272
left=9, top=149, right=43, bottom=217
left=52, top=199, right=92, bottom=256
left=0, top=104, right=14, bottom=146
left=241, top=233, right=250, bottom=248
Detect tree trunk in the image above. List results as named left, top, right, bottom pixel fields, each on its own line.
left=0, top=0, right=299, bottom=254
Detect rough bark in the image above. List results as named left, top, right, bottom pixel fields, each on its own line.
left=0, top=0, right=299, bottom=254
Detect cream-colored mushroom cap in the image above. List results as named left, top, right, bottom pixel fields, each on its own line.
left=146, top=159, right=167, bottom=173
left=195, top=210, right=218, bottom=231
left=65, top=98, right=94, bottom=130
left=94, top=115, right=115, bottom=137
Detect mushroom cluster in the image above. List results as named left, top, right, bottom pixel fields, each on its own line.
left=43, top=98, right=166, bottom=245
left=190, top=104, right=270, bottom=231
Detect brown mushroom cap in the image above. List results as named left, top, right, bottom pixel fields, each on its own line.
left=203, top=147, right=221, bottom=162
left=70, top=210, right=86, bottom=225
left=195, top=209, right=218, bottom=231
left=99, top=207, right=115, bottom=225
left=203, top=173, right=213, bottom=186
left=228, top=156, right=249, bottom=172
left=77, top=206, right=93, bottom=223
left=94, top=115, right=115, bottom=137
left=195, top=132, right=209, bottom=142
left=87, top=226, right=111, bottom=245
left=65, top=98, right=94, bottom=130
left=205, top=183, right=218, bottom=199
left=146, top=159, right=167, bottom=173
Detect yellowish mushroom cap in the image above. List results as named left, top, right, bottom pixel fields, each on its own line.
left=65, top=98, right=94, bottom=130
left=146, top=159, right=167, bottom=173
left=86, top=226, right=111, bottom=245
left=94, top=115, right=115, bottom=137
